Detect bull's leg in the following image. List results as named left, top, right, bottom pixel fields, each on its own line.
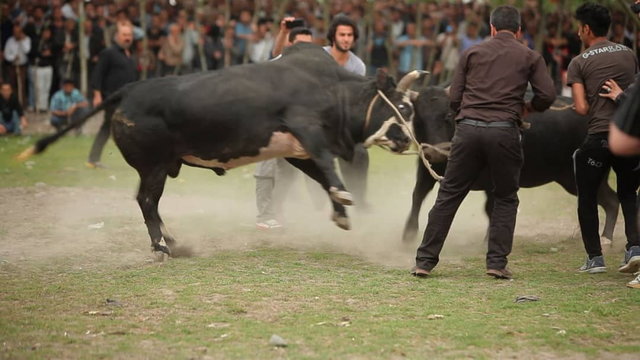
left=286, top=158, right=350, bottom=230
left=596, top=180, right=619, bottom=245
left=483, top=191, right=495, bottom=243
left=136, top=167, right=174, bottom=255
left=283, top=108, right=352, bottom=205
left=402, top=161, right=439, bottom=243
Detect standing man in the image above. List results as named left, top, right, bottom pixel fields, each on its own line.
left=87, top=22, right=137, bottom=169
left=324, top=15, right=370, bottom=209
left=412, top=5, right=555, bottom=279
left=567, top=3, right=640, bottom=274
left=254, top=22, right=313, bottom=229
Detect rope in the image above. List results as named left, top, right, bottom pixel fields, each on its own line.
left=375, top=89, right=444, bottom=181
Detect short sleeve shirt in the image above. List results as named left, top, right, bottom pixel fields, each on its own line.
left=323, top=46, right=366, bottom=76
left=50, top=89, right=86, bottom=112
left=567, top=40, right=638, bottom=134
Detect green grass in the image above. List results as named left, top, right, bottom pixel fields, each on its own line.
left=1, top=136, right=639, bottom=359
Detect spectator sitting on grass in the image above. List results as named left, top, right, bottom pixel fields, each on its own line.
left=0, top=82, right=28, bottom=136
left=49, top=78, right=90, bottom=132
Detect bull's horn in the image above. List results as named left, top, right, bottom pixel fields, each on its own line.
left=397, top=70, right=429, bottom=92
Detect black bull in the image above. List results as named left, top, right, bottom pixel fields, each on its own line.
left=402, top=86, right=619, bottom=244
left=19, top=43, right=421, bottom=256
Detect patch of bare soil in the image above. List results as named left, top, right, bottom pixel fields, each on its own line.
left=0, top=176, right=620, bottom=270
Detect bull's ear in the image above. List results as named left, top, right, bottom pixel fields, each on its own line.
left=375, top=68, right=394, bottom=92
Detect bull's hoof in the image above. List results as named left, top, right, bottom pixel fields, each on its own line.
left=152, top=243, right=172, bottom=257
left=331, top=212, right=351, bottom=230
left=329, top=187, right=353, bottom=206
left=600, top=236, right=613, bottom=247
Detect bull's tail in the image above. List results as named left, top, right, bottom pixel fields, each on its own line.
left=17, top=90, right=124, bottom=161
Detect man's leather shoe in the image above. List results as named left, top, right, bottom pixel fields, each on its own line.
left=411, top=267, right=431, bottom=278
left=486, top=268, right=512, bottom=280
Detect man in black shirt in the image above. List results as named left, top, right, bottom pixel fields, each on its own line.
left=0, top=82, right=28, bottom=135
left=87, top=22, right=137, bottom=168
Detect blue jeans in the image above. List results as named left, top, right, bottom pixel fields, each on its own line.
left=0, top=111, right=20, bottom=134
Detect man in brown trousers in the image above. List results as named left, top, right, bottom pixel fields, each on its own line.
left=412, top=5, right=556, bottom=279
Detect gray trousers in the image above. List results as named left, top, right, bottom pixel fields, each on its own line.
left=255, top=158, right=297, bottom=222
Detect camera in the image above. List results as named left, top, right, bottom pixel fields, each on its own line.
left=285, top=18, right=305, bottom=29
left=632, top=3, right=640, bottom=14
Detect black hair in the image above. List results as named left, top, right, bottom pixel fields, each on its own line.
left=575, top=2, right=611, bottom=37
left=62, top=78, right=75, bottom=85
left=489, top=5, right=520, bottom=33
left=326, top=15, right=359, bottom=46
left=288, top=27, right=312, bottom=43
left=257, top=17, right=272, bottom=27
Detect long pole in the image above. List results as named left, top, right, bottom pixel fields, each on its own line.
left=139, top=0, right=148, bottom=79
left=79, top=0, right=87, bottom=96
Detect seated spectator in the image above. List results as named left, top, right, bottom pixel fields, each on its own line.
left=49, top=78, right=90, bottom=131
left=0, top=83, right=28, bottom=135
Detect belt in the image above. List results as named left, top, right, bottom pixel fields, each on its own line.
left=458, top=119, right=515, bottom=128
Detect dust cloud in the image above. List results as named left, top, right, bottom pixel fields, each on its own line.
left=0, top=154, right=588, bottom=272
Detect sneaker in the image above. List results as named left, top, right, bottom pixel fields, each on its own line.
left=578, top=255, right=607, bottom=274
left=256, top=219, right=283, bottom=230
left=627, top=273, right=640, bottom=289
left=618, top=246, right=640, bottom=274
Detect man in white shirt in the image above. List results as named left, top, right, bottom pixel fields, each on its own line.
left=323, top=15, right=369, bottom=209
left=4, top=24, right=31, bottom=106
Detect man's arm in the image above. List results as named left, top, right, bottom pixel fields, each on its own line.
left=4, top=38, right=17, bottom=62
left=271, top=17, right=293, bottom=58
left=609, top=122, right=640, bottom=155
left=91, top=49, right=109, bottom=106
left=448, top=51, right=467, bottom=112
left=528, top=55, right=556, bottom=112
left=571, top=83, right=589, bottom=116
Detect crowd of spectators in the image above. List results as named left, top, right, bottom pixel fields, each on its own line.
left=0, top=0, right=639, bottom=117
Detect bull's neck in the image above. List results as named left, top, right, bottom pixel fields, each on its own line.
left=339, top=79, right=378, bottom=142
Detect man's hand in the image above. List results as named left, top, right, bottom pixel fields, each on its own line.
left=20, top=116, right=28, bottom=129
left=599, top=79, right=623, bottom=102
left=68, top=104, right=77, bottom=116
left=93, top=92, right=102, bottom=107
left=279, top=17, right=295, bottom=32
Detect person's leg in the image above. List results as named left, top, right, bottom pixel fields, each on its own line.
left=610, top=153, right=640, bottom=274
left=255, top=159, right=277, bottom=225
left=415, top=124, right=484, bottom=272
left=611, top=154, right=640, bottom=249
left=9, top=111, right=21, bottom=135
left=272, top=158, right=298, bottom=221
left=88, top=105, right=115, bottom=164
left=37, top=66, right=53, bottom=111
left=574, top=135, right=611, bottom=260
left=484, top=127, right=524, bottom=271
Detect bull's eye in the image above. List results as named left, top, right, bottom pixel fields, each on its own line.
left=397, top=104, right=406, bottom=110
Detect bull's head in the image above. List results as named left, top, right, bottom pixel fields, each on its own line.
left=363, top=70, right=424, bottom=153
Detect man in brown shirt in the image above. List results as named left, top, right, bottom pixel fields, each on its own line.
left=412, top=5, right=555, bottom=279
left=566, top=2, right=640, bottom=275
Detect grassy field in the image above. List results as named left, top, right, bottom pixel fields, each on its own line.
left=1, top=135, right=639, bottom=359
